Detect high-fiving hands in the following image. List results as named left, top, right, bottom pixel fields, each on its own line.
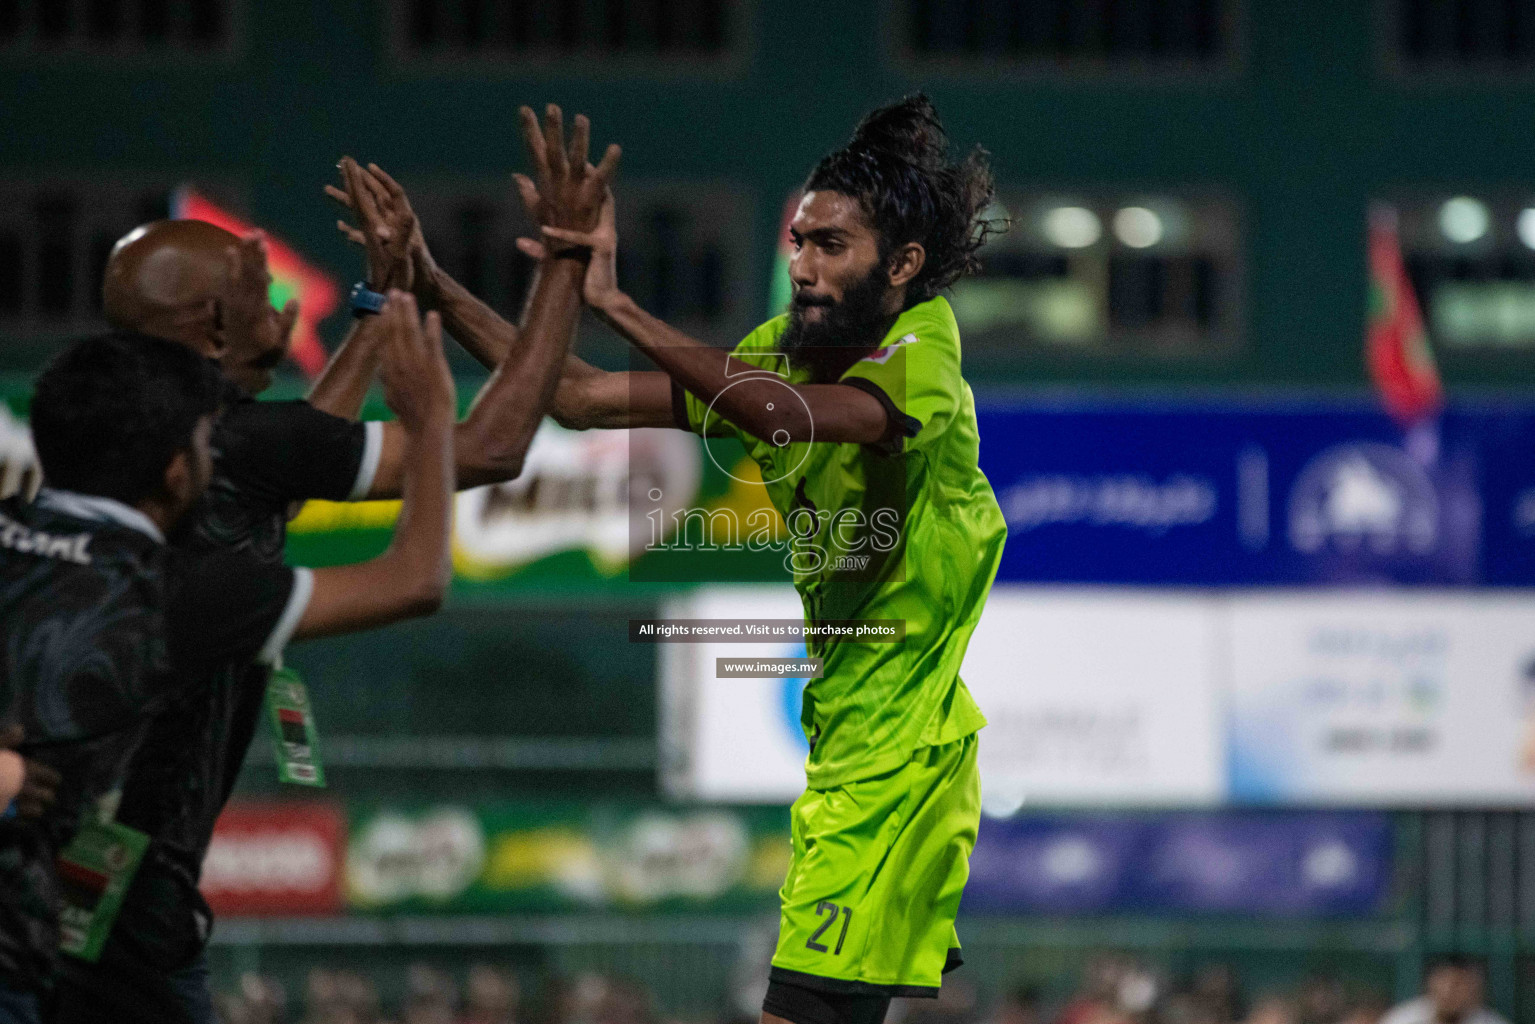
left=327, top=157, right=435, bottom=298
left=328, top=104, right=619, bottom=301
left=512, top=103, right=621, bottom=238
left=518, top=191, right=622, bottom=310
left=510, top=103, right=624, bottom=310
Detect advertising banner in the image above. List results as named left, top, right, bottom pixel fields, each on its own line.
left=8, top=385, right=1535, bottom=591
left=283, top=423, right=733, bottom=593
left=661, top=586, right=1225, bottom=806
left=201, top=800, right=346, bottom=916
left=966, top=812, right=1391, bottom=916
left=962, top=590, right=1225, bottom=809
left=204, top=799, right=1390, bottom=920
left=1228, top=593, right=1535, bottom=804
left=659, top=587, right=816, bottom=803
left=662, top=585, right=1535, bottom=806
left=278, top=420, right=798, bottom=594
left=977, top=401, right=1535, bottom=587
left=341, top=801, right=791, bottom=914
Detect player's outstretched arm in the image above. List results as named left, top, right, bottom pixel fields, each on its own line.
left=330, top=132, right=673, bottom=436
left=509, top=104, right=677, bottom=433
left=328, top=157, right=519, bottom=372
left=294, top=293, right=454, bottom=639
left=307, top=159, right=396, bottom=419
left=547, top=359, right=677, bottom=431
left=437, top=104, right=624, bottom=482
left=306, top=318, right=385, bottom=420
left=540, top=200, right=889, bottom=446
left=358, top=106, right=658, bottom=494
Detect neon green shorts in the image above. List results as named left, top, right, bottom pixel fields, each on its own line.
left=770, top=733, right=981, bottom=998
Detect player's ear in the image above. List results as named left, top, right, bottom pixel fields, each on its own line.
left=887, top=242, right=925, bottom=290
left=160, top=446, right=206, bottom=517
left=162, top=448, right=191, bottom=505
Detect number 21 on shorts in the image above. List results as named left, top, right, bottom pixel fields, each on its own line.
left=805, top=900, right=852, bottom=955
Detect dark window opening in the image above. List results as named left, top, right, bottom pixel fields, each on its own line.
left=1396, top=0, right=1535, bottom=66
left=3, top=0, right=231, bottom=50
left=907, top=0, right=1226, bottom=63
left=401, top=0, right=734, bottom=57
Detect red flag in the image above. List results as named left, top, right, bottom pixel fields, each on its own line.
left=1366, top=207, right=1442, bottom=424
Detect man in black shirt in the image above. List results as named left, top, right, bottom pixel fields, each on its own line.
left=52, top=108, right=614, bottom=1024
left=0, top=333, right=226, bottom=1024
left=7, top=293, right=454, bottom=1023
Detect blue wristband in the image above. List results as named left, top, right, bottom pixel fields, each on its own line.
left=349, top=282, right=387, bottom=317
left=1, top=801, right=15, bottom=819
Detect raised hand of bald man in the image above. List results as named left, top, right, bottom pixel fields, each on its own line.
left=327, top=159, right=439, bottom=304
left=327, top=157, right=421, bottom=293
left=329, top=163, right=512, bottom=371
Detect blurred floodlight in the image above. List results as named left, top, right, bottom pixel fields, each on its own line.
left=1439, top=197, right=1490, bottom=244
left=1518, top=208, right=1535, bottom=250
left=1042, top=206, right=1102, bottom=248
left=1114, top=206, right=1164, bottom=248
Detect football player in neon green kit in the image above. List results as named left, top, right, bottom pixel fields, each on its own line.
left=434, top=94, right=1003, bottom=1024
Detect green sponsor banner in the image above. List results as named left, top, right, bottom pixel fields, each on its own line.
left=287, top=421, right=790, bottom=595
left=343, top=801, right=792, bottom=915
left=1, top=380, right=792, bottom=596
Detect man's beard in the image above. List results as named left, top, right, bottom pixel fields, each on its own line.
left=779, top=264, right=896, bottom=382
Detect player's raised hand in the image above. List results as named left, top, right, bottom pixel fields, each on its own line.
left=326, top=156, right=418, bottom=293
left=365, top=163, right=442, bottom=301
left=529, top=189, right=621, bottom=309
left=514, top=104, right=621, bottom=237
left=379, top=292, right=454, bottom=432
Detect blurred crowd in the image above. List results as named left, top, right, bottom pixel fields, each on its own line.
left=212, top=953, right=1504, bottom=1024
left=907, top=954, right=1504, bottom=1024
left=215, top=962, right=523, bottom=1024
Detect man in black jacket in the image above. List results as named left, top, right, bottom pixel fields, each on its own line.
left=4, top=294, right=454, bottom=1022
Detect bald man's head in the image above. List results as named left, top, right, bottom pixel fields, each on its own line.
left=103, top=220, right=292, bottom=395
left=103, top=220, right=240, bottom=349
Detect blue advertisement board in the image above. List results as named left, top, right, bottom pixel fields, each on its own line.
left=977, top=400, right=1535, bottom=587
left=966, top=812, right=1392, bottom=916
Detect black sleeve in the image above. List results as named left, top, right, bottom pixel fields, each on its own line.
left=215, top=400, right=380, bottom=505
left=163, top=551, right=310, bottom=681
left=840, top=376, right=921, bottom=457
left=670, top=379, right=694, bottom=433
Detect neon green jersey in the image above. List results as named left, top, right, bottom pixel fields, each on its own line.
left=679, top=296, right=1006, bottom=788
